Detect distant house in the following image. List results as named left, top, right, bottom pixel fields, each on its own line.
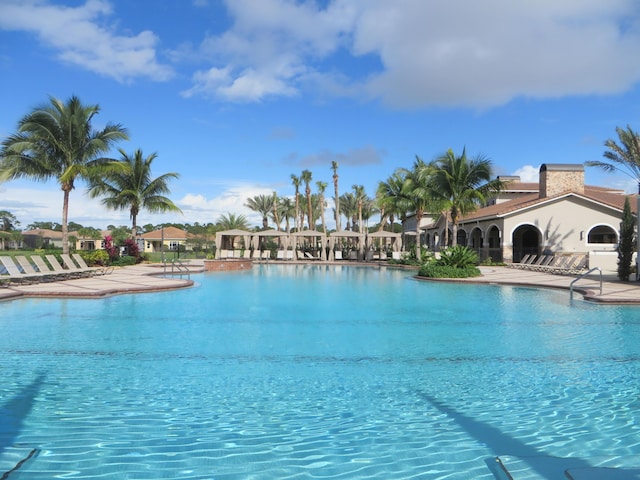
left=403, top=163, right=637, bottom=271
left=75, top=230, right=111, bottom=251
left=140, top=226, right=193, bottom=253
left=21, top=229, right=64, bottom=249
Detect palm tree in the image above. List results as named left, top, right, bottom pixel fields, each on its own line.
left=339, top=192, right=359, bottom=231
left=271, top=192, right=281, bottom=231
left=278, top=196, right=296, bottom=232
left=352, top=184, right=366, bottom=232
left=316, top=181, right=328, bottom=233
left=400, top=157, right=441, bottom=259
left=429, top=148, right=504, bottom=246
left=291, top=174, right=301, bottom=231
left=586, top=125, right=640, bottom=276
left=88, top=149, right=181, bottom=238
left=217, top=213, right=250, bottom=230
left=331, top=161, right=341, bottom=231
left=301, top=169, right=313, bottom=229
left=245, top=194, right=274, bottom=230
left=376, top=170, right=407, bottom=231
left=0, top=95, right=128, bottom=254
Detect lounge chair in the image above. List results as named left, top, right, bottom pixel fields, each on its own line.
left=261, top=250, right=271, bottom=260
left=45, top=254, right=83, bottom=279
left=509, top=254, right=535, bottom=268
left=276, top=250, right=284, bottom=260
left=285, top=250, right=294, bottom=261
left=334, top=250, right=343, bottom=260
left=242, top=250, right=251, bottom=259
left=392, top=251, right=401, bottom=260
left=61, top=254, right=97, bottom=277
left=72, top=253, right=113, bottom=275
left=0, top=256, right=43, bottom=284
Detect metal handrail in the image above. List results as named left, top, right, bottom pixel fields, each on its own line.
left=569, top=267, right=602, bottom=301
left=164, top=259, right=191, bottom=279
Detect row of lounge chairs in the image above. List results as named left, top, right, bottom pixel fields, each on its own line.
left=0, top=254, right=113, bottom=286
left=509, top=254, right=588, bottom=275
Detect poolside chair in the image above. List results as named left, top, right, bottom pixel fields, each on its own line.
left=45, top=254, right=83, bottom=279
left=276, top=250, right=284, bottom=260
left=261, top=250, right=271, bottom=260
left=242, top=250, right=251, bottom=259
left=61, top=254, right=97, bottom=277
left=334, top=250, right=343, bottom=260
left=285, top=250, right=294, bottom=261
left=0, top=256, right=43, bottom=284
left=72, top=254, right=114, bottom=275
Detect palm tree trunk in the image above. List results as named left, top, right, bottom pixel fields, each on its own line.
left=61, top=188, right=70, bottom=255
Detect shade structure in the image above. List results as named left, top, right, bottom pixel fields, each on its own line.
left=214, top=229, right=253, bottom=259
left=251, top=229, right=290, bottom=253
left=290, top=230, right=327, bottom=260
left=367, top=230, right=403, bottom=252
left=328, top=230, right=365, bottom=261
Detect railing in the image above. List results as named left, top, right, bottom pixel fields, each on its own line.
left=569, top=267, right=602, bottom=301
left=164, top=259, right=191, bottom=279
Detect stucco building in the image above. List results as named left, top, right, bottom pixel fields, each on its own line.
left=403, top=164, right=637, bottom=271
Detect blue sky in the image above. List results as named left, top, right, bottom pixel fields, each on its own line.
left=1, top=0, right=640, bottom=230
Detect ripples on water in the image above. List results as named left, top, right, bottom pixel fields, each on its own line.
left=1, top=264, right=639, bottom=479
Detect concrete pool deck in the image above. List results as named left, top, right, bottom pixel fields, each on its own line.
left=1, top=260, right=639, bottom=304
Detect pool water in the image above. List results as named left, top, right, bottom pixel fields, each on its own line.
left=1, top=264, right=639, bottom=479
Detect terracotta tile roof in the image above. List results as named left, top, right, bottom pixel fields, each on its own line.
left=141, top=226, right=192, bottom=240
left=461, top=186, right=637, bottom=222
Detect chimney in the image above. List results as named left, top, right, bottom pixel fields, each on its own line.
left=539, top=164, right=585, bottom=198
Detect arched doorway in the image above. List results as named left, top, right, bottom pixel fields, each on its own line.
left=487, top=226, right=502, bottom=262
left=456, top=229, right=467, bottom=246
left=512, top=224, right=541, bottom=262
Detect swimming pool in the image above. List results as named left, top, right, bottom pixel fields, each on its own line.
left=1, top=264, right=639, bottom=479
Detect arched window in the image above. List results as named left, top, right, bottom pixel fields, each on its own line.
left=587, top=225, right=617, bottom=244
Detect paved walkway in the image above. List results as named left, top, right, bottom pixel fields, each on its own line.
left=0, top=262, right=204, bottom=301
left=1, top=261, right=639, bottom=304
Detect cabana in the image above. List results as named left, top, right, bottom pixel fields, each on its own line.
left=251, top=229, right=290, bottom=260
left=215, top=229, right=253, bottom=259
left=290, top=230, right=327, bottom=261
left=366, top=230, right=403, bottom=260
left=328, top=230, right=365, bottom=261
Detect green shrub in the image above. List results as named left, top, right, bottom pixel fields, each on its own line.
left=436, top=245, right=479, bottom=268
left=418, top=264, right=481, bottom=278
left=82, top=250, right=109, bottom=266
left=111, top=255, right=137, bottom=267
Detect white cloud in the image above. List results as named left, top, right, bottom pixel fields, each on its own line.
left=512, top=165, right=540, bottom=183
left=0, top=0, right=173, bottom=82
left=183, top=0, right=640, bottom=107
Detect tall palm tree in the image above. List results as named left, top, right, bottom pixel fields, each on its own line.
left=331, top=161, right=341, bottom=231
left=586, top=125, right=640, bottom=275
left=301, top=169, right=313, bottom=229
left=271, top=192, right=281, bottom=231
left=245, top=194, right=274, bottom=230
left=217, top=213, right=250, bottom=230
left=291, top=174, right=301, bottom=232
left=316, top=181, right=328, bottom=233
left=88, top=149, right=181, bottom=238
left=429, top=148, right=504, bottom=246
left=0, top=95, right=128, bottom=254
left=352, top=184, right=366, bottom=233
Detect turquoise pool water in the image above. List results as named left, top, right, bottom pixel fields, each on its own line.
left=1, top=264, right=639, bottom=479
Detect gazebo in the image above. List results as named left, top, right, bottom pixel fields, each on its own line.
left=366, top=230, right=403, bottom=259
left=290, top=230, right=327, bottom=260
left=328, top=230, right=365, bottom=261
left=251, top=229, right=290, bottom=259
left=215, top=229, right=253, bottom=259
